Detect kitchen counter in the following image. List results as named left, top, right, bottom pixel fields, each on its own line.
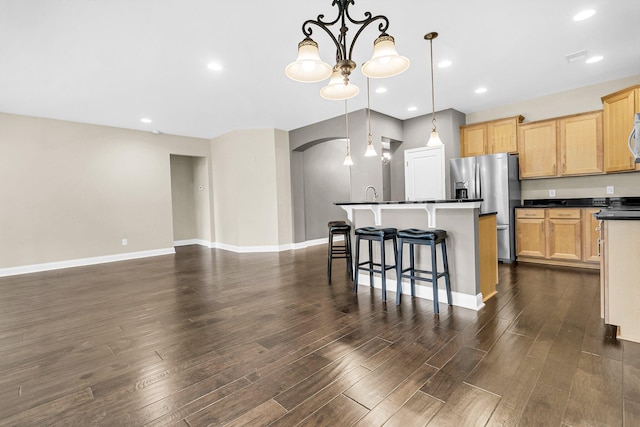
left=336, top=199, right=494, bottom=310
left=594, top=208, right=640, bottom=220
left=523, top=196, right=640, bottom=208
left=597, top=210, right=640, bottom=343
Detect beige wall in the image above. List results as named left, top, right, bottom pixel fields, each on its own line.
left=170, top=155, right=212, bottom=242
left=210, top=129, right=293, bottom=249
left=466, top=74, right=640, bottom=200
left=0, top=113, right=209, bottom=269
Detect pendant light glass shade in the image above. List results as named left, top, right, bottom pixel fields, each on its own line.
left=365, top=139, right=377, bottom=156
left=427, top=130, right=443, bottom=147
left=320, top=68, right=359, bottom=100
left=362, top=35, right=410, bottom=78
left=343, top=149, right=354, bottom=166
left=285, top=38, right=333, bottom=82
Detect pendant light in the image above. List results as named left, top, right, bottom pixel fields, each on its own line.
left=285, top=1, right=409, bottom=99
left=364, top=77, right=377, bottom=157
left=343, top=100, right=353, bottom=166
left=425, top=32, right=443, bottom=147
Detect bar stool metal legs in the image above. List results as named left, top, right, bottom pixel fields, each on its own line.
left=327, top=221, right=353, bottom=284
left=353, top=227, right=398, bottom=302
left=396, top=228, right=451, bottom=314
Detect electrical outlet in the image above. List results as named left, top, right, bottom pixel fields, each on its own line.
left=122, top=238, right=128, bottom=246
left=606, top=186, right=614, bottom=194
left=549, top=189, right=556, bottom=197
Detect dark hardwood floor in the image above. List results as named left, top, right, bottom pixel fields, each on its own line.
left=0, top=244, right=638, bottom=426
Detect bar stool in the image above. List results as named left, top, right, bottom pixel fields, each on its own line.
left=327, top=221, right=353, bottom=284
left=396, top=228, right=451, bottom=314
left=354, top=227, right=398, bottom=302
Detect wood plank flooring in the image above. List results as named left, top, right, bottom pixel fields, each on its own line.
left=0, top=244, right=638, bottom=426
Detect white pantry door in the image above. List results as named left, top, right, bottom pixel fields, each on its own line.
left=404, top=146, right=445, bottom=201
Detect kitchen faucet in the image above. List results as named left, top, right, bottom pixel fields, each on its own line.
left=365, top=185, right=378, bottom=202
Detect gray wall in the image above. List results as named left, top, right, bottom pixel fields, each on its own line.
left=398, top=109, right=465, bottom=200
left=289, top=108, right=404, bottom=243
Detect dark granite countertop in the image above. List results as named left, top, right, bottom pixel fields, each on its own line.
left=480, top=211, right=498, bottom=217
left=522, top=197, right=640, bottom=208
left=335, top=199, right=482, bottom=206
left=594, top=208, right=640, bottom=220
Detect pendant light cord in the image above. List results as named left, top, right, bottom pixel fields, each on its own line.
left=345, top=100, right=350, bottom=154
left=367, top=77, right=372, bottom=139
left=429, top=37, right=437, bottom=132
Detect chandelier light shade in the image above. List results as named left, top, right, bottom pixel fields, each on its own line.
left=320, top=68, right=360, bottom=100
left=285, top=38, right=333, bottom=82
left=362, top=35, right=410, bottom=78
left=286, top=0, right=409, bottom=98
left=425, top=32, right=444, bottom=147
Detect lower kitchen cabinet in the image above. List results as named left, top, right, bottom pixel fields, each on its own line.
left=516, top=207, right=600, bottom=269
left=515, top=209, right=546, bottom=258
left=547, top=209, right=581, bottom=261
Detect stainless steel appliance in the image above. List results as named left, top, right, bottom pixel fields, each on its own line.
left=450, top=153, right=521, bottom=262
left=629, top=112, right=640, bottom=163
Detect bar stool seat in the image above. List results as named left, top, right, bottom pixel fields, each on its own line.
left=354, top=227, right=398, bottom=302
left=396, top=228, right=451, bottom=313
left=327, top=221, right=352, bottom=284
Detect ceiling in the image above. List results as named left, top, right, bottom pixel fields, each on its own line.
left=1, top=0, right=639, bottom=140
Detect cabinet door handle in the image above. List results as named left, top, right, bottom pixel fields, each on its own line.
left=553, top=164, right=557, bottom=174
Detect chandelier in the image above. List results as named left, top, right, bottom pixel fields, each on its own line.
left=285, top=0, right=410, bottom=100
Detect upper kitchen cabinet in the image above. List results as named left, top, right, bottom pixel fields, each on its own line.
left=559, top=111, right=603, bottom=176
left=518, top=119, right=558, bottom=178
left=518, top=111, right=604, bottom=179
left=602, top=85, right=640, bottom=173
left=460, top=115, right=524, bottom=157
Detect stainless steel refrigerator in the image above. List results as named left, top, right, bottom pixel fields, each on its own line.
left=450, top=153, right=521, bottom=262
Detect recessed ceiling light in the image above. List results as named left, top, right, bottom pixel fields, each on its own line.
left=407, top=106, right=418, bottom=112
left=140, top=118, right=152, bottom=124
left=207, top=62, right=223, bottom=71
left=586, top=55, right=603, bottom=64
left=376, top=87, right=388, bottom=94
left=475, top=87, right=487, bottom=94
left=573, top=9, right=596, bottom=21
left=438, top=60, right=452, bottom=68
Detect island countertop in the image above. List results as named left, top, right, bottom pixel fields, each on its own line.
left=335, top=199, right=482, bottom=228
left=335, top=199, right=482, bottom=205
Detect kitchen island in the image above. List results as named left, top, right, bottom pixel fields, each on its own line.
left=595, top=207, right=640, bottom=343
left=336, top=200, right=497, bottom=310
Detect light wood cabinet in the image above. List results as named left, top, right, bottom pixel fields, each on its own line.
left=518, top=111, right=604, bottom=179
left=479, top=213, right=498, bottom=302
left=516, top=207, right=600, bottom=268
left=582, top=208, right=601, bottom=263
left=600, top=219, right=640, bottom=342
left=460, top=115, right=523, bottom=157
left=602, top=85, right=640, bottom=173
left=518, top=120, right=558, bottom=178
left=515, top=209, right=546, bottom=258
left=460, top=124, right=487, bottom=157
left=547, top=209, right=581, bottom=261
left=559, top=111, right=603, bottom=176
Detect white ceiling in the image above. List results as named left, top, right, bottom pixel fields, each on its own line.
left=1, top=0, right=639, bottom=139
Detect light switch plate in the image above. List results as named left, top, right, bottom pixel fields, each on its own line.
left=122, top=238, right=128, bottom=246
left=606, top=186, right=614, bottom=194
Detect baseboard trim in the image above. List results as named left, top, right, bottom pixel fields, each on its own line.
left=2, top=236, right=340, bottom=277
left=0, top=248, right=176, bottom=278
left=355, top=273, right=485, bottom=311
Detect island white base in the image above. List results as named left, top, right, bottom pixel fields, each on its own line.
left=355, top=273, right=485, bottom=311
